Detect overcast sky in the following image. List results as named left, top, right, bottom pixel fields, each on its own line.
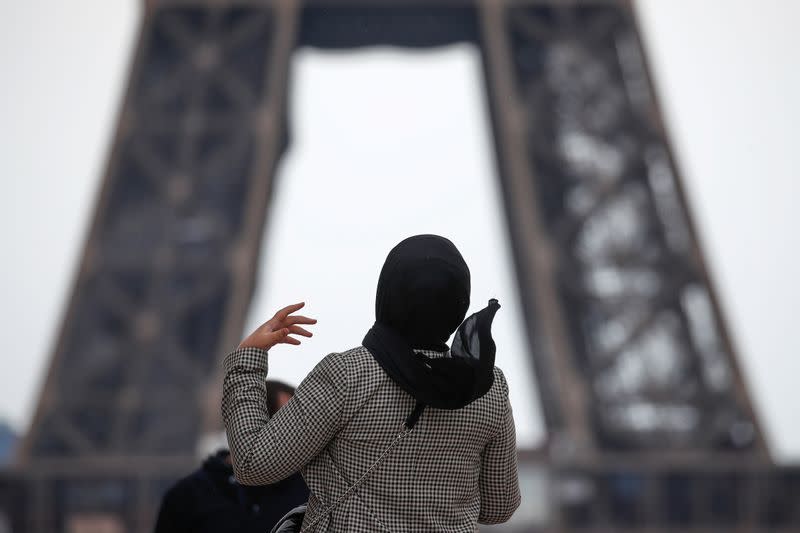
left=0, top=1, right=798, bottom=460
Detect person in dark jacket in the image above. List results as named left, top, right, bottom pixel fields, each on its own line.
left=154, top=380, right=309, bottom=533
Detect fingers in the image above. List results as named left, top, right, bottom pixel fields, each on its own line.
left=288, top=325, right=313, bottom=338
left=274, top=302, right=305, bottom=321
left=242, top=303, right=317, bottom=350
left=261, top=327, right=306, bottom=346
left=284, top=315, right=317, bottom=326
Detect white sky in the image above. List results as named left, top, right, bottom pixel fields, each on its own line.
left=0, top=1, right=798, bottom=460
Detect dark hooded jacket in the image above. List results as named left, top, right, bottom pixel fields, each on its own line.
left=153, top=449, right=309, bottom=533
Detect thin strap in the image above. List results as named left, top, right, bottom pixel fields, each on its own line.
left=405, top=402, right=426, bottom=429
left=300, top=403, right=425, bottom=532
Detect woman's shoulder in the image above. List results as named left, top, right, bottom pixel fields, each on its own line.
left=313, top=346, right=384, bottom=383
left=492, top=366, right=510, bottom=396
left=318, top=345, right=375, bottom=366
left=472, top=366, right=509, bottom=414
left=310, top=346, right=391, bottom=415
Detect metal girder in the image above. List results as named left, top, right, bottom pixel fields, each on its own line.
left=16, top=2, right=298, bottom=531
left=480, top=0, right=767, bottom=458
left=22, top=0, right=295, bottom=462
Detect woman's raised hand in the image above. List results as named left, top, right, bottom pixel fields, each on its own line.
left=238, top=302, right=317, bottom=351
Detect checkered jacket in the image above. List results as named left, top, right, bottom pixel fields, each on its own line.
left=222, top=345, right=520, bottom=532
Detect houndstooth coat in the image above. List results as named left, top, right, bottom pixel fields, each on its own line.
left=222, top=345, right=520, bottom=532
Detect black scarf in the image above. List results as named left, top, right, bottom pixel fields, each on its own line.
left=363, top=235, right=500, bottom=413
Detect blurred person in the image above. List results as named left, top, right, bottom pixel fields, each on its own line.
left=153, top=380, right=309, bottom=533
left=224, top=235, right=520, bottom=531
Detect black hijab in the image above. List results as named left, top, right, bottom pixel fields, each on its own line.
left=363, top=235, right=500, bottom=415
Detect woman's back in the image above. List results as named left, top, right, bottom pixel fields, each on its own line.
left=223, top=344, right=519, bottom=532
left=300, top=346, right=519, bottom=532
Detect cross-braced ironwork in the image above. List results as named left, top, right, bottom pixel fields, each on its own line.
left=479, top=2, right=795, bottom=530
left=12, top=3, right=297, bottom=531
left=508, top=2, right=763, bottom=450
left=502, top=2, right=763, bottom=455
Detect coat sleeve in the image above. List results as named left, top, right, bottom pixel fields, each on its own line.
left=477, top=370, right=521, bottom=524
left=221, top=347, right=352, bottom=485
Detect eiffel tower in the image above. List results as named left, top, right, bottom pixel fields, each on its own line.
left=5, top=1, right=798, bottom=531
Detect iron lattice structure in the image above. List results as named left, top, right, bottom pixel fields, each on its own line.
left=4, top=1, right=797, bottom=532
left=13, top=5, right=296, bottom=531
left=503, top=5, right=762, bottom=454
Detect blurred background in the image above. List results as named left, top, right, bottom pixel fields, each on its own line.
left=0, top=0, right=798, bottom=532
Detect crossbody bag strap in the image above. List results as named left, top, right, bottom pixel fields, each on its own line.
left=300, top=402, right=426, bottom=532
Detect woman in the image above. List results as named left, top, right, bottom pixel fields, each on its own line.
left=222, top=235, right=520, bottom=531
